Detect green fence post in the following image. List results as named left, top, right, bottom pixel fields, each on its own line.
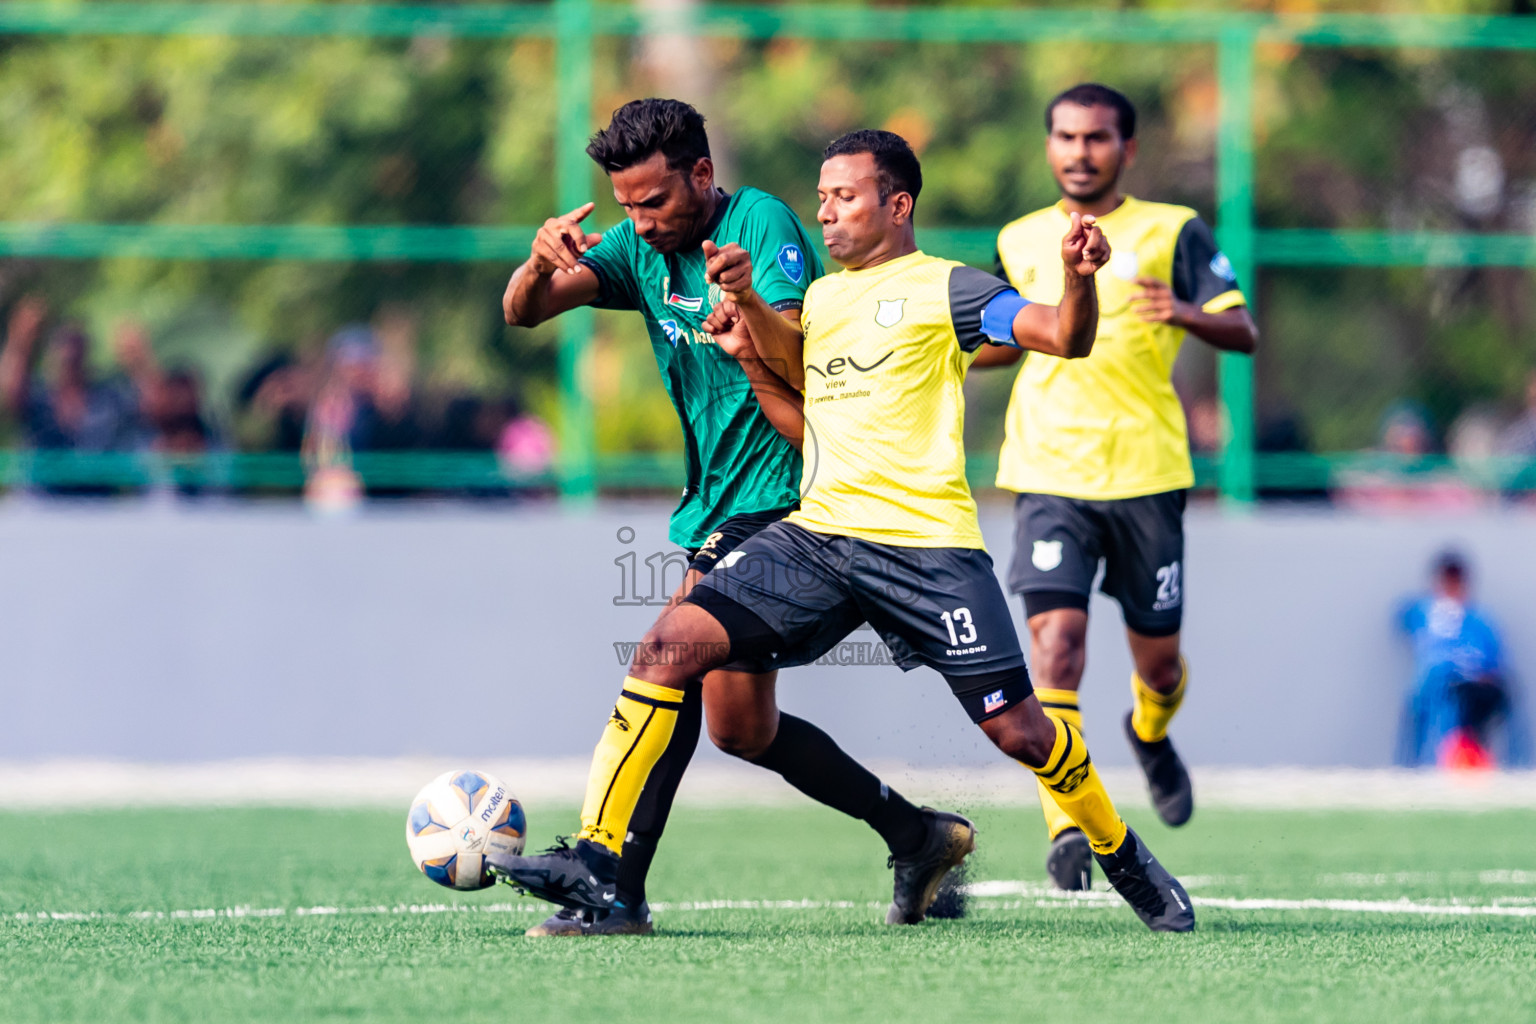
left=555, top=0, right=596, bottom=500
left=1215, top=25, right=1257, bottom=505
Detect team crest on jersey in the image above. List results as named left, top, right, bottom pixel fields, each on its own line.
left=1032, top=540, right=1063, bottom=572
left=874, top=298, right=905, bottom=328
left=1210, top=252, right=1237, bottom=281
left=1110, top=249, right=1140, bottom=281
left=777, top=244, right=806, bottom=284
left=658, top=319, right=684, bottom=346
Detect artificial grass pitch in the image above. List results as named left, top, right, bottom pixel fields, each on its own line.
left=2, top=802, right=1535, bottom=1023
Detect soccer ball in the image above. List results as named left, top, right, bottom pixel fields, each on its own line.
left=406, top=769, right=526, bottom=891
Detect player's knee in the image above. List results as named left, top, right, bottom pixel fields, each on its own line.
left=1137, top=650, right=1184, bottom=693
left=979, top=705, right=1057, bottom=768
left=707, top=720, right=773, bottom=761
left=1032, top=621, right=1087, bottom=687
left=629, top=626, right=704, bottom=689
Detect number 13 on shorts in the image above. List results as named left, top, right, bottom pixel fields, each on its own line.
left=941, top=607, right=978, bottom=646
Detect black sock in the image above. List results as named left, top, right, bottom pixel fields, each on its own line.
left=750, top=713, right=928, bottom=858
left=615, top=683, right=702, bottom=907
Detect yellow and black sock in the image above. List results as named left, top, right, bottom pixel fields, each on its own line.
left=1026, top=717, right=1127, bottom=856
left=1033, top=688, right=1082, bottom=841
left=1131, top=658, right=1188, bottom=743
left=616, top=686, right=703, bottom=906
left=578, top=677, right=687, bottom=854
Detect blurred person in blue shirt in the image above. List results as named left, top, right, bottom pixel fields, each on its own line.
left=1395, top=550, right=1529, bottom=768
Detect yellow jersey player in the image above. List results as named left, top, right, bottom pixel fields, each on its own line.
left=493, top=128, right=1195, bottom=932
left=978, top=83, right=1258, bottom=892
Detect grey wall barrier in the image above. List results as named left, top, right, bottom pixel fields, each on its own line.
left=0, top=498, right=1530, bottom=767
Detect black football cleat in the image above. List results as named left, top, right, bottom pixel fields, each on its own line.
left=1046, top=827, right=1094, bottom=891
left=926, top=860, right=969, bottom=920
left=525, top=906, right=583, bottom=937
left=525, top=900, right=654, bottom=937
left=885, top=808, right=977, bottom=925
left=1123, top=710, right=1194, bottom=827
left=581, top=900, right=654, bottom=936
left=1093, top=827, right=1194, bottom=932
left=488, top=836, right=618, bottom=914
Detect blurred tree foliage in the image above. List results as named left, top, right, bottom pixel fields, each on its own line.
left=1, top=0, right=1534, bottom=454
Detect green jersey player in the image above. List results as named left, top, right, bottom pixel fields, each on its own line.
left=500, top=99, right=971, bottom=936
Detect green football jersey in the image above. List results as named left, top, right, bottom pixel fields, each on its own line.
left=579, top=187, right=823, bottom=547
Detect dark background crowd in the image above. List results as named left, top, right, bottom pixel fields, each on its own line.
left=0, top=295, right=554, bottom=498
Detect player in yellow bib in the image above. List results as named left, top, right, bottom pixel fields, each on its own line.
left=498, top=128, right=1195, bottom=932
left=977, top=83, right=1258, bottom=891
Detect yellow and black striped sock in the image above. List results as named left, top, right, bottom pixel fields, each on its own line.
left=1027, top=717, right=1128, bottom=856
left=1033, top=688, right=1082, bottom=841
left=578, top=677, right=687, bottom=854
left=1131, top=658, right=1188, bottom=743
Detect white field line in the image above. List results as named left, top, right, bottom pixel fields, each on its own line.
left=3, top=760, right=1536, bottom=810
left=11, top=880, right=1536, bottom=925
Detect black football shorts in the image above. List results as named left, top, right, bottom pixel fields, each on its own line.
left=1007, top=489, right=1187, bottom=637
left=687, top=504, right=798, bottom=576
left=685, top=520, right=1033, bottom=722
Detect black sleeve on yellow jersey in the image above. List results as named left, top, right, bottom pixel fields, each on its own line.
left=1171, top=217, right=1244, bottom=309
left=949, top=265, right=1028, bottom=352
left=992, top=248, right=1010, bottom=284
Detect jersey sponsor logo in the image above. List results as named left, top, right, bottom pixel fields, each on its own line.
left=805, top=350, right=894, bottom=379
left=1210, top=252, right=1237, bottom=282
left=1032, top=539, right=1063, bottom=572
left=719, top=550, right=747, bottom=569
left=777, top=244, right=806, bottom=284
left=667, top=292, right=704, bottom=312
left=658, top=319, right=685, bottom=346
left=1110, top=249, right=1140, bottom=281
left=874, top=298, right=905, bottom=328
left=982, top=689, right=1008, bottom=714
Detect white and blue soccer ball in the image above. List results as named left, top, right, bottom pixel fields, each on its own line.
left=406, top=769, right=526, bottom=891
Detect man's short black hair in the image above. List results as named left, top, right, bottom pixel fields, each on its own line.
left=586, top=98, right=711, bottom=174
left=1046, top=83, right=1137, bottom=141
left=822, top=129, right=923, bottom=206
left=1434, top=548, right=1469, bottom=583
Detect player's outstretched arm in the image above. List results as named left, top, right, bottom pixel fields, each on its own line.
left=502, top=202, right=604, bottom=327
left=1008, top=212, right=1107, bottom=360
left=703, top=240, right=807, bottom=391
left=703, top=297, right=806, bottom=451
left=1131, top=277, right=1258, bottom=354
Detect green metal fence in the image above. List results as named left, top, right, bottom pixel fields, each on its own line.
left=4, top=2, right=1536, bottom=501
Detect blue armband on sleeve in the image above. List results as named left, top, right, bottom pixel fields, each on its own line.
left=980, top=290, right=1030, bottom=344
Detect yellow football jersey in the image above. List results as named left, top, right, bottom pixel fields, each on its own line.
left=788, top=250, right=1019, bottom=549
left=994, top=196, right=1246, bottom=501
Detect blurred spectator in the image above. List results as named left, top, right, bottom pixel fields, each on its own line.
left=1495, top=369, right=1536, bottom=457
left=1394, top=550, right=1529, bottom=769
left=0, top=297, right=143, bottom=452
left=113, top=322, right=218, bottom=455
left=1448, top=404, right=1503, bottom=462
left=1339, top=402, right=1482, bottom=511
left=1379, top=402, right=1436, bottom=457
left=234, top=353, right=313, bottom=453
left=498, top=399, right=555, bottom=476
